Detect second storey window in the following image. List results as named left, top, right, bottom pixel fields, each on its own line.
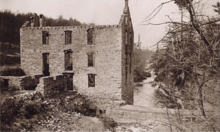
left=65, top=31, right=72, bottom=44
left=88, top=53, right=94, bottom=67
left=42, top=31, right=49, bottom=44
left=64, top=49, right=73, bottom=71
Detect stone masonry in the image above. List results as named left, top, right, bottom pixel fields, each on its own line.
left=0, top=75, right=44, bottom=90
left=36, top=75, right=66, bottom=97
left=20, top=0, right=134, bottom=109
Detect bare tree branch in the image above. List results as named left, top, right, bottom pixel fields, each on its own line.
left=143, top=0, right=174, bottom=22
left=187, top=1, right=213, bottom=55
left=150, top=26, right=182, bottom=47
left=140, top=21, right=188, bottom=26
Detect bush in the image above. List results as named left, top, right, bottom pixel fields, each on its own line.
left=1, top=67, right=25, bottom=76
left=1, top=98, right=23, bottom=125
left=0, top=91, right=111, bottom=131
left=133, top=48, right=154, bottom=82
left=0, top=92, right=47, bottom=131
left=133, top=67, right=146, bottom=82
left=48, top=93, right=90, bottom=115
left=102, top=117, right=118, bottom=131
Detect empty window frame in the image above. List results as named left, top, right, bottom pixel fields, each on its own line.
left=42, top=31, right=49, bottom=44
left=125, top=16, right=128, bottom=26
left=88, top=53, right=94, bottom=67
left=130, top=53, right=132, bottom=73
left=64, top=50, right=73, bottom=70
left=42, top=53, right=50, bottom=76
left=65, top=31, right=72, bottom=44
left=88, top=74, right=96, bottom=87
left=130, top=32, right=133, bottom=45
left=125, top=30, right=128, bottom=45
left=125, top=49, right=128, bottom=80
left=87, top=28, right=95, bottom=44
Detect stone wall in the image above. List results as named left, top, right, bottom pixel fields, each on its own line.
left=0, top=75, right=44, bottom=90
left=120, top=5, right=134, bottom=105
left=36, top=75, right=65, bottom=97
left=20, top=0, right=135, bottom=108
left=20, top=25, right=124, bottom=109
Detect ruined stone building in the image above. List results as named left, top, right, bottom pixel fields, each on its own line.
left=20, top=0, right=134, bottom=109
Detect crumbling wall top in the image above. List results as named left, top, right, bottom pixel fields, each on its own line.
left=21, top=24, right=122, bottom=30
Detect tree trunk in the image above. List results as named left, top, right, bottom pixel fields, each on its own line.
left=187, top=3, right=213, bottom=55
left=198, top=84, right=206, bottom=117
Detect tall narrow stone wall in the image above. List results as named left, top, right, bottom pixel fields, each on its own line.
left=120, top=2, right=134, bottom=105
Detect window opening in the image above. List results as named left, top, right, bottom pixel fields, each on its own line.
left=42, top=31, right=49, bottom=44
left=88, top=74, right=96, bottom=87
left=65, top=31, right=72, bottom=44
left=88, top=53, right=94, bottom=67
left=63, top=73, right=73, bottom=90
left=42, top=53, right=50, bottom=76
left=130, top=33, right=133, bottom=45
left=125, top=16, right=128, bottom=26
left=3, top=79, right=9, bottom=88
left=125, top=45, right=128, bottom=81
left=130, top=53, right=132, bottom=73
left=125, top=30, right=128, bottom=45
left=64, top=50, right=73, bottom=70
left=87, top=28, right=94, bottom=44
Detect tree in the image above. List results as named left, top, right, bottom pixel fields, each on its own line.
left=213, top=2, right=220, bottom=14
left=146, top=0, right=219, bottom=121
left=0, top=10, right=83, bottom=45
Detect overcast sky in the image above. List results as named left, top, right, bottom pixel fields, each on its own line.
left=0, top=0, right=218, bottom=50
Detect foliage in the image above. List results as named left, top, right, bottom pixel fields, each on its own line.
left=0, top=10, right=83, bottom=45
left=48, top=92, right=90, bottom=115
left=102, top=117, right=118, bottom=131
left=0, top=91, right=46, bottom=131
left=0, top=67, right=26, bottom=76
left=46, top=15, right=82, bottom=27
left=151, top=0, right=220, bottom=117
left=0, top=90, right=117, bottom=131
left=133, top=47, right=154, bottom=82
left=212, top=2, right=220, bottom=14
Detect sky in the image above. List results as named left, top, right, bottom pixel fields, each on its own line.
left=0, top=0, right=218, bottom=50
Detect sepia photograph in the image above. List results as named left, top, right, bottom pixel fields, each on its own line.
left=0, top=0, right=219, bottom=131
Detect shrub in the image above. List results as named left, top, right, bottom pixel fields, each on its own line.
left=1, top=67, right=25, bottom=76
left=48, top=93, right=90, bottom=115
left=102, top=117, right=118, bottom=131
left=133, top=48, right=154, bottom=82
left=0, top=91, right=47, bottom=131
